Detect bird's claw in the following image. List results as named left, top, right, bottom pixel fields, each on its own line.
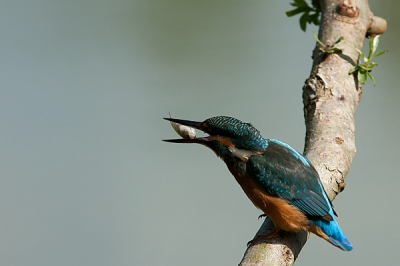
left=246, top=227, right=281, bottom=247
left=258, top=214, right=267, bottom=220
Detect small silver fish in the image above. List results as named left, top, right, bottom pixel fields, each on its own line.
left=169, top=112, right=196, bottom=140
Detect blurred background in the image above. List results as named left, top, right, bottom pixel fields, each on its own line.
left=0, top=1, right=399, bottom=265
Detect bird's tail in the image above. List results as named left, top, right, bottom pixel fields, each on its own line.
left=309, top=215, right=353, bottom=251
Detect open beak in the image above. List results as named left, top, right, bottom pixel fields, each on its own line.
left=163, top=117, right=211, bottom=144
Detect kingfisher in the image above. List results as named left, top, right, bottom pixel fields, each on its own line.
left=163, top=116, right=353, bottom=251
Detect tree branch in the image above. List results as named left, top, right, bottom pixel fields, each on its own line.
left=239, top=1, right=387, bottom=265
left=367, top=16, right=387, bottom=37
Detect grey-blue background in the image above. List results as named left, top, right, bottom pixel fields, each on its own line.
left=1, top=1, right=398, bottom=265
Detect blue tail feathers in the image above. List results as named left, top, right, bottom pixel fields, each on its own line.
left=310, top=215, right=353, bottom=251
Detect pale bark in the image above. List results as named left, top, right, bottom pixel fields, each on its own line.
left=239, top=0, right=387, bottom=265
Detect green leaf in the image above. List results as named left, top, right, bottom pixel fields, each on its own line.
left=370, top=49, right=387, bottom=60
left=286, top=7, right=308, bottom=17
left=313, top=31, right=325, bottom=46
left=367, top=36, right=374, bottom=59
left=358, top=64, right=367, bottom=71
left=333, top=36, right=343, bottom=45
left=328, top=47, right=343, bottom=54
left=299, top=13, right=308, bottom=32
left=352, top=46, right=364, bottom=57
left=372, top=35, right=380, bottom=55
left=293, top=0, right=308, bottom=7
left=309, top=13, right=320, bottom=25
left=365, top=62, right=377, bottom=70
left=311, top=0, right=321, bottom=10
left=361, top=54, right=368, bottom=63
left=367, top=72, right=376, bottom=86
left=358, top=69, right=367, bottom=84
left=287, top=1, right=321, bottom=31
left=348, top=66, right=358, bottom=74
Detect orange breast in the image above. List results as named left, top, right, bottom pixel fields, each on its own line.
left=228, top=165, right=310, bottom=232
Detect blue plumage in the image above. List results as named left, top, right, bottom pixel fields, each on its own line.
left=308, top=208, right=353, bottom=251
left=248, top=140, right=333, bottom=218
left=164, top=116, right=353, bottom=251
left=247, top=140, right=352, bottom=250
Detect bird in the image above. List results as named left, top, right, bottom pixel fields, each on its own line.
left=163, top=116, right=353, bottom=251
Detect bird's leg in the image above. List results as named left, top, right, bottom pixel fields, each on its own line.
left=247, top=227, right=281, bottom=247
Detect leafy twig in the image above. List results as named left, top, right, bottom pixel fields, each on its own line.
left=286, top=0, right=321, bottom=32
left=313, top=31, right=343, bottom=55
left=348, top=35, right=387, bottom=85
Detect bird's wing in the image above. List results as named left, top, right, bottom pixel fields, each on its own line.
left=247, top=139, right=334, bottom=220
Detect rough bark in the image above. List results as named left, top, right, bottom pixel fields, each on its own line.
left=239, top=0, right=387, bottom=265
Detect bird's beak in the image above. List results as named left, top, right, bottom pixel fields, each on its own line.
left=162, top=137, right=212, bottom=144
left=163, top=117, right=203, bottom=130
left=163, top=117, right=211, bottom=144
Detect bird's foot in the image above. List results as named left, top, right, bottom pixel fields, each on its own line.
left=258, top=214, right=267, bottom=220
left=247, top=227, right=281, bottom=247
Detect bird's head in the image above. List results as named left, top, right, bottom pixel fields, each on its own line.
left=163, top=116, right=268, bottom=161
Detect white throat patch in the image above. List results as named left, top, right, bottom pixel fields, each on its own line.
left=228, top=146, right=259, bottom=161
